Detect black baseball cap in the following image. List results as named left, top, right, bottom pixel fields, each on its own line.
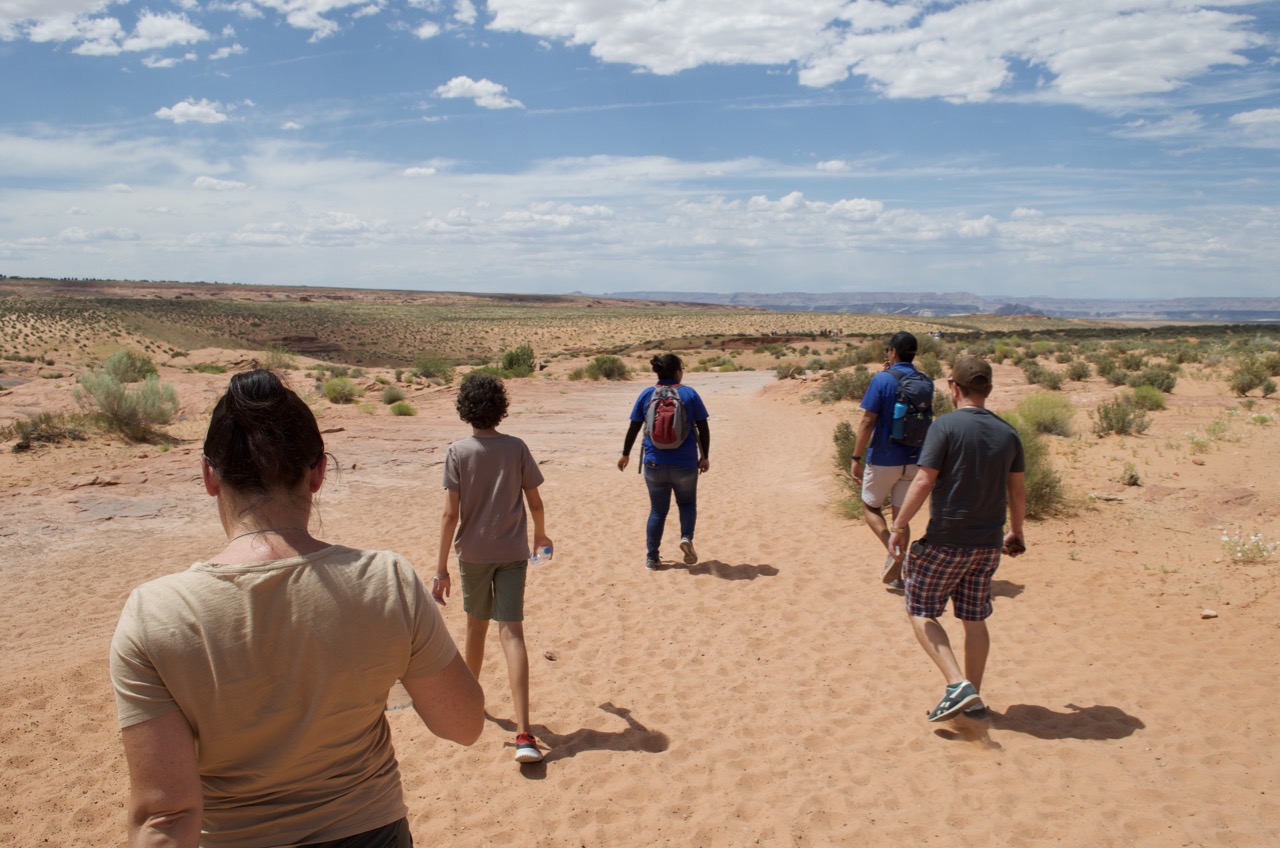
left=884, top=332, right=918, bottom=357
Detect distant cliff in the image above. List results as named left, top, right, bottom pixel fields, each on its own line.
left=605, top=291, right=1280, bottom=322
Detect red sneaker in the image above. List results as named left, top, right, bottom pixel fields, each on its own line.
left=514, top=732, right=543, bottom=763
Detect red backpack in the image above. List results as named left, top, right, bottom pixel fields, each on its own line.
left=643, top=384, right=691, bottom=451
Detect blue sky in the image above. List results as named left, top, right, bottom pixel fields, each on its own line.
left=1, top=1, right=1277, bottom=299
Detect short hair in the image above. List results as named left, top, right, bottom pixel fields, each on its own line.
left=456, top=373, right=509, bottom=429
left=885, top=331, right=918, bottom=363
left=650, top=353, right=683, bottom=381
left=203, top=369, right=323, bottom=494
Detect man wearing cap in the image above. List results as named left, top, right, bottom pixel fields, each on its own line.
left=888, top=355, right=1026, bottom=722
left=850, top=331, right=933, bottom=589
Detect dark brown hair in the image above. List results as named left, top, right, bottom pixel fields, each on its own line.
left=456, top=373, right=509, bottom=430
left=203, top=369, right=324, bottom=494
left=650, top=353, right=683, bottom=381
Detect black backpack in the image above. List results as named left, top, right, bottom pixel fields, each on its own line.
left=889, top=369, right=934, bottom=448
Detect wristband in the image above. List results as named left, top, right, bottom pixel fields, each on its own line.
left=852, top=455, right=862, bottom=462
left=889, top=526, right=906, bottom=533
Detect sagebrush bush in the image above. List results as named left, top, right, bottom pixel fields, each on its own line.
left=933, top=387, right=955, bottom=417
left=1127, top=385, right=1166, bottom=411
left=811, top=366, right=872, bottom=404
left=323, top=377, right=361, bottom=404
left=1017, top=392, right=1075, bottom=437
left=263, top=344, right=296, bottom=371
left=1091, top=397, right=1149, bottom=437
left=380, top=385, right=407, bottom=405
left=390, top=401, right=416, bottom=416
left=916, top=352, right=943, bottom=379
left=102, top=350, right=157, bottom=383
left=501, top=344, right=536, bottom=376
left=1127, top=367, right=1177, bottom=393
left=2, top=412, right=89, bottom=451
left=1066, top=360, right=1091, bottom=381
left=75, top=371, right=178, bottom=440
left=586, top=355, right=629, bottom=380
left=774, top=364, right=804, bottom=380
left=1228, top=356, right=1277, bottom=397
left=832, top=420, right=864, bottom=519
left=414, top=352, right=454, bottom=383
left=1005, top=412, right=1068, bottom=518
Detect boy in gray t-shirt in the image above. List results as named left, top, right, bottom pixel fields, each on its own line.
left=433, top=374, right=552, bottom=764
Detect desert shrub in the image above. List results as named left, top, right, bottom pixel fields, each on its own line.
left=1091, top=354, right=1117, bottom=380
left=1091, top=397, right=1149, bottom=437
left=192, top=363, right=226, bottom=374
left=75, top=371, right=178, bottom=440
left=811, top=366, right=872, bottom=404
left=1127, top=385, right=1166, bottom=411
left=774, top=364, right=804, bottom=380
left=390, top=401, right=416, bottom=416
left=1017, top=392, right=1074, bottom=437
left=933, top=387, right=955, bottom=417
left=585, top=355, right=630, bottom=380
left=1120, top=352, right=1147, bottom=371
left=1021, top=361, right=1063, bottom=391
left=1005, top=413, right=1068, bottom=519
left=263, top=344, right=296, bottom=370
left=1104, top=369, right=1129, bottom=387
left=1119, top=462, right=1141, bottom=487
left=2, top=412, right=89, bottom=452
left=832, top=420, right=864, bottom=519
left=1065, top=360, right=1091, bottom=381
left=567, top=367, right=587, bottom=381
left=380, top=385, right=407, bottom=405
left=375, top=376, right=390, bottom=385
left=1228, top=356, right=1277, bottom=397
left=1126, top=367, right=1177, bottom=393
left=414, top=352, right=455, bottom=382
left=916, top=352, right=943, bottom=379
left=102, top=350, right=157, bottom=383
left=501, top=344, right=536, bottom=376
left=323, top=377, right=361, bottom=404
left=1054, top=352, right=1074, bottom=364
left=807, top=357, right=827, bottom=372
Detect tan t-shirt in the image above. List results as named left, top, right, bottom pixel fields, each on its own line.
left=443, top=432, right=545, bottom=563
left=110, top=546, right=457, bottom=848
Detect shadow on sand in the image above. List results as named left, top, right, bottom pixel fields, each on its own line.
left=657, top=560, right=779, bottom=580
left=933, top=703, right=1145, bottom=747
left=488, top=703, right=669, bottom=777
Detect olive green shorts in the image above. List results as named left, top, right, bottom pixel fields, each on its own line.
left=459, top=559, right=527, bottom=622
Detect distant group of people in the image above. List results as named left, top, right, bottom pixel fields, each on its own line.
left=109, top=334, right=1024, bottom=846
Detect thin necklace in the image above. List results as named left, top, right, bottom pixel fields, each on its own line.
left=227, top=526, right=309, bottom=544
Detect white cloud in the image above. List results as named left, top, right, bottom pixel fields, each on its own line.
left=413, top=21, right=440, bottom=39
left=281, top=121, right=304, bottom=130
left=434, top=76, right=524, bottom=109
left=156, top=98, right=229, bottom=124
left=1114, top=111, right=1206, bottom=139
left=1230, top=108, right=1280, bottom=127
left=210, top=43, right=247, bottom=60
left=121, top=11, right=208, bottom=51
left=487, top=0, right=1268, bottom=107
left=193, top=176, right=249, bottom=190
left=454, top=0, right=477, bottom=26
left=816, top=159, right=850, bottom=172
left=142, top=52, right=197, bottom=69
left=403, top=166, right=438, bottom=176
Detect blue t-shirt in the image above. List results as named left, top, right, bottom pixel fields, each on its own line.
left=629, top=381, right=710, bottom=468
left=859, top=363, right=931, bottom=467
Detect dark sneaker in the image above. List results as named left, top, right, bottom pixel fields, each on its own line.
left=680, top=538, right=698, bottom=565
left=928, top=680, right=981, bottom=722
left=514, top=732, right=543, bottom=763
left=881, top=553, right=902, bottom=585
left=646, top=557, right=661, bottom=571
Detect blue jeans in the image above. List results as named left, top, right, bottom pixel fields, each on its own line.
left=644, top=463, right=699, bottom=560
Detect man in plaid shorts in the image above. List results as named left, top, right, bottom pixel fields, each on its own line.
left=887, top=356, right=1026, bottom=722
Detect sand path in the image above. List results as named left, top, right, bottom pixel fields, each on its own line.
left=1, top=369, right=1277, bottom=846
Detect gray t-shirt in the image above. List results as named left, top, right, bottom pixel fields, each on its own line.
left=443, top=432, right=545, bottom=563
left=917, top=407, right=1025, bottom=548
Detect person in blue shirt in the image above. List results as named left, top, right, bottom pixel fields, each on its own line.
left=850, top=332, right=933, bottom=589
left=617, top=353, right=711, bottom=570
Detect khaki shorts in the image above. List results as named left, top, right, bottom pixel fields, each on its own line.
left=860, top=462, right=918, bottom=510
left=459, top=559, right=528, bottom=622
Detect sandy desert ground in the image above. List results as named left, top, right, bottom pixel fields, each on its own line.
left=1, top=345, right=1279, bottom=847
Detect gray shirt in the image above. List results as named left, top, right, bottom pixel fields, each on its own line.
left=917, top=408, right=1024, bottom=548
left=443, top=432, right=544, bottom=563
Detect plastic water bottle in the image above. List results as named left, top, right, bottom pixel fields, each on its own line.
left=385, top=682, right=413, bottom=712
left=529, top=546, right=553, bottom=566
left=891, top=400, right=908, bottom=440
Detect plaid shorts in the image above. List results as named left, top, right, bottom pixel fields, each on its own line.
left=904, top=541, right=1002, bottom=621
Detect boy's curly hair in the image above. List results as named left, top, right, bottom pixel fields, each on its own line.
left=456, top=373, right=509, bottom=430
